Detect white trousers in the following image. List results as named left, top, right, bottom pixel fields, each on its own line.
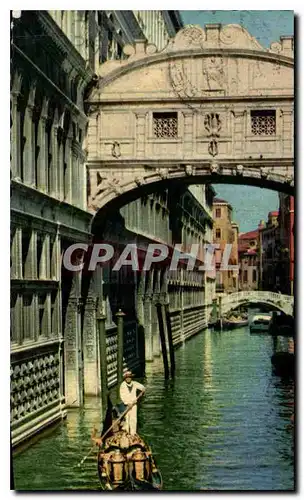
left=123, top=405, right=138, bottom=435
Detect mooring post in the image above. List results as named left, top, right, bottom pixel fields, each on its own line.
left=156, top=302, right=169, bottom=379
left=165, top=302, right=175, bottom=377
left=96, top=299, right=108, bottom=414
left=116, top=309, right=125, bottom=401
left=218, top=296, right=223, bottom=330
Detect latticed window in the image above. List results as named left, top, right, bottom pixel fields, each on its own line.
left=153, top=112, right=178, bottom=138
left=251, top=110, right=276, bottom=135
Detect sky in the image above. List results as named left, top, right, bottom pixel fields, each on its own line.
left=180, top=10, right=294, bottom=233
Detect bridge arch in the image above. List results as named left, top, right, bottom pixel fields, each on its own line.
left=86, top=22, right=294, bottom=228
left=220, top=291, right=294, bottom=317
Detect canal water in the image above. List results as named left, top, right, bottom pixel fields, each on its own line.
left=13, top=319, right=294, bottom=491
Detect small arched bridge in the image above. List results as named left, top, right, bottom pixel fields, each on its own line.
left=220, top=291, right=294, bottom=317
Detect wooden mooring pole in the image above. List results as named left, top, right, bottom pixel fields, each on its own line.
left=165, top=303, right=175, bottom=377
left=116, top=310, right=125, bottom=401
left=156, top=302, right=170, bottom=379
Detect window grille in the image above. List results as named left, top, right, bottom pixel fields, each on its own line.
left=251, top=110, right=276, bottom=135
left=153, top=112, right=178, bottom=138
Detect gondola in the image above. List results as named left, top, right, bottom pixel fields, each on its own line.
left=94, top=396, right=162, bottom=491
left=97, top=430, right=163, bottom=491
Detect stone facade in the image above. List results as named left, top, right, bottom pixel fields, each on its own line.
left=87, top=23, right=294, bottom=215
left=238, top=230, right=259, bottom=291
left=259, top=211, right=280, bottom=291
left=212, top=198, right=239, bottom=294
left=275, top=194, right=294, bottom=295
left=10, top=10, right=184, bottom=447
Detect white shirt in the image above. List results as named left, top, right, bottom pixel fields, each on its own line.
left=120, top=380, right=145, bottom=406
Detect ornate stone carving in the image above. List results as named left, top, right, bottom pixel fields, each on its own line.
left=270, top=41, right=282, bottom=54
left=235, top=164, right=244, bottom=176
left=170, top=24, right=206, bottom=51
left=204, top=113, right=221, bottom=157
left=185, top=165, right=194, bottom=176
left=134, top=176, right=145, bottom=186
left=260, top=166, right=269, bottom=179
left=157, top=167, right=169, bottom=180
left=204, top=113, right=221, bottom=137
left=208, top=140, right=218, bottom=157
left=203, top=57, right=225, bottom=90
left=111, top=141, right=121, bottom=158
left=209, top=162, right=219, bottom=174
left=284, top=174, right=293, bottom=184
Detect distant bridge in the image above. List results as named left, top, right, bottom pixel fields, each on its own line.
left=220, top=291, right=294, bottom=317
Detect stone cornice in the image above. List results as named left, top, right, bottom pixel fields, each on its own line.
left=114, top=11, right=146, bottom=43
left=12, top=44, right=88, bottom=122
left=11, top=180, right=93, bottom=231
left=162, top=11, right=184, bottom=37
left=95, top=47, right=294, bottom=91
left=37, top=11, right=94, bottom=85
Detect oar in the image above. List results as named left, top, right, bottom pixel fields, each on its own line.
left=77, top=389, right=145, bottom=467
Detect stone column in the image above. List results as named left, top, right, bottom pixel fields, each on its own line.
left=183, top=111, right=193, bottom=157
left=64, top=295, right=83, bottom=407
left=24, top=229, right=37, bottom=280
left=10, top=91, right=21, bottom=181
left=36, top=111, right=48, bottom=192
left=71, top=142, right=79, bottom=207
left=281, top=109, right=293, bottom=157
left=15, top=294, right=23, bottom=345
left=58, top=139, right=64, bottom=202
left=50, top=123, right=59, bottom=197
left=11, top=227, right=22, bottom=279
left=136, top=112, right=147, bottom=158
left=23, top=104, right=35, bottom=187
left=65, top=127, right=73, bottom=204
left=83, top=295, right=99, bottom=396
left=51, top=231, right=61, bottom=281
left=233, top=109, right=245, bottom=157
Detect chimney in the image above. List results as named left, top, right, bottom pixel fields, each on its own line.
left=280, top=36, right=294, bottom=56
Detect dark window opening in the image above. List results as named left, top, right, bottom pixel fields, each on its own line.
left=153, top=112, right=178, bottom=138
left=251, top=109, right=276, bottom=135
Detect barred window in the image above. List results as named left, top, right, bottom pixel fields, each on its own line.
left=251, top=110, right=276, bottom=135
left=153, top=112, right=178, bottom=138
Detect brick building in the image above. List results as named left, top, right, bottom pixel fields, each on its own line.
left=212, top=198, right=239, bottom=293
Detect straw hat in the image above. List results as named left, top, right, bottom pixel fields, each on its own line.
left=123, top=371, right=133, bottom=379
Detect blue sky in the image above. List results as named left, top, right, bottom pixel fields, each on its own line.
left=180, top=11, right=294, bottom=232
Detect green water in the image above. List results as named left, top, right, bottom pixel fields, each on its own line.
left=13, top=324, right=294, bottom=491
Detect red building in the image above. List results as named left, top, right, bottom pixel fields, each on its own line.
left=277, top=195, right=294, bottom=295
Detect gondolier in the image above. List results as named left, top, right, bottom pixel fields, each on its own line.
left=120, top=372, right=145, bottom=435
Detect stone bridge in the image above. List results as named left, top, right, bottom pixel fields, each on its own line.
left=220, top=291, right=294, bottom=317
left=86, top=22, right=294, bottom=224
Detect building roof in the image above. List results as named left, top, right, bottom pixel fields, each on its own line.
left=239, top=229, right=259, bottom=240
left=213, top=197, right=228, bottom=204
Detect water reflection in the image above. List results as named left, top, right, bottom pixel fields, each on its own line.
left=13, top=325, right=294, bottom=491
